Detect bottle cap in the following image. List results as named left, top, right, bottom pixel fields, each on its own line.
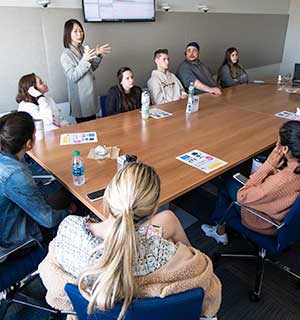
left=73, top=150, right=80, bottom=156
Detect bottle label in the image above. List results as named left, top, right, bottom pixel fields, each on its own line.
left=72, top=165, right=84, bottom=176
left=141, top=104, right=150, bottom=119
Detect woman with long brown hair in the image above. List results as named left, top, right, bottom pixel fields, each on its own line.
left=217, top=47, right=248, bottom=88
left=17, top=73, right=69, bottom=131
left=105, top=67, right=142, bottom=116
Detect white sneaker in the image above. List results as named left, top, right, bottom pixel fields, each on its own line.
left=201, top=224, right=228, bottom=245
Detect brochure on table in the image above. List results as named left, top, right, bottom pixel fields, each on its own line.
left=277, top=86, right=300, bottom=94
left=149, top=108, right=173, bottom=119
left=177, top=149, right=227, bottom=173
left=275, top=111, right=300, bottom=121
left=60, top=132, right=98, bottom=145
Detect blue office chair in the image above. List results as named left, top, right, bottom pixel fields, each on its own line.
left=65, top=283, right=204, bottom=320
left=0, top=239, right=61, bottom=319
left=221, top=197, right=300, bottom=301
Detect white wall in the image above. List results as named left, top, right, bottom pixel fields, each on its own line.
left=0, top=1, right=290, bottom=113
left=280, top=0, right=300, bottom=75
left=0, top=0, right=290, bottom=14
left=246, top=63, right=281, bottom=82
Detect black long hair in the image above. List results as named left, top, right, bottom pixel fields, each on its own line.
left=279, top=120, right=300, bottom=174
left=0, top=112, right=35, bottom=155
left=116, top=67, right=138, bottom=112
left=63, top=19, right=85, bottom=48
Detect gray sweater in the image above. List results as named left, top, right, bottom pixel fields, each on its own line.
left=177, top=60, right=217, bottom=95
left=218, top=64, right=248, bottom=88
left=60, top=46, right=102, bottom=118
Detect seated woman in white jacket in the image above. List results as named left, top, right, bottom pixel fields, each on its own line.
left=17, top=73, right=69, bottom=131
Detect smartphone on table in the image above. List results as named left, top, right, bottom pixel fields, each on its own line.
left=87, top=188, right=105, bottom=201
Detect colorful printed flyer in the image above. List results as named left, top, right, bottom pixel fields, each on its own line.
left=286, top=87, right=300, bottom=94
left=60, top=132, right=98, bottom=145
left=275, top=111, right=300, bottom=121
left=176, top=149, right=227, bottom=174
left=149, top=108, right=173, bottom=119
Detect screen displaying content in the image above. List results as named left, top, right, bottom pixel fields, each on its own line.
left=83, top=0, right=155, bottom=22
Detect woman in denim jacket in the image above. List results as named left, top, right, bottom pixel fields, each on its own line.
left=0, top=112, right=75, bottom=248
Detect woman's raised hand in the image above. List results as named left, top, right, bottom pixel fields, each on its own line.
left=83, top=48, right=97, bottom=61
left=267, top=144, right=285, bottom=168
left=96, top=43, right=111, bottom=56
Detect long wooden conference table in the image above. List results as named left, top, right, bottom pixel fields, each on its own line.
left=29, top=83, right=300, bottom=220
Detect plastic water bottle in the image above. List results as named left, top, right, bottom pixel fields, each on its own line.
left=277, top=75, right=282, bottom=85
left=141, top=90, right=150, bottom=120
left=186, top=82, right=194, bottom=113
left=34, top=119, right=44, bottom=140
left=72, top=150, right=85, bottom=186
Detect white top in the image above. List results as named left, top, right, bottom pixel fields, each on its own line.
left=18, top=95, right=68, bottom=132
left=55, top=215, right=177, bottom=279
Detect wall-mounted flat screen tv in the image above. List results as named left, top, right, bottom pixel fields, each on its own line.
left=82, top=0, right=155, bottom=22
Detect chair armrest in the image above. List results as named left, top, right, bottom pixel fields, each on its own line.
left=33, top=175, right=56, bottom=186
left=234, top=201, right=284, bottom=229
left=0, top=238, right=42, bottom=263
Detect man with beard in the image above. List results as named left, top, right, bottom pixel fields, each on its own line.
left=177, top=42, right=222, bottom=95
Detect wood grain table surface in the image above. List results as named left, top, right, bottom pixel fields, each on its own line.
left=29, top=83, right=299, bottom=219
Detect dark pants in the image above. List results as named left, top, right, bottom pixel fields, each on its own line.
left=22, top=154, right=71, bottom=210
left=75, top=115, right=97, bottom=123
left=212, top=177, right=242, bottom=225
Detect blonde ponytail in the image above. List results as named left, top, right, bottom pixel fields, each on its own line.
left=78, top=162, right=160, bottom=319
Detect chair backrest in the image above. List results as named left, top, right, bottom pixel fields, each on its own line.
left=293, top=63, right=300, bottom=82
left=65, top=283, right=204, bottom=320
left=277, top=197, right=300, bottom=251
left=0, top=239, right=46, bottom=292
left=56, top=102, right=76, bottom=124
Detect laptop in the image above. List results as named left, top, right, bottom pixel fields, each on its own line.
left=292, top=63, right=300, bottom=84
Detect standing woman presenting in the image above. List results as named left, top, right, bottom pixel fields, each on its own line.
left=61, top=19, right=111, bottom=123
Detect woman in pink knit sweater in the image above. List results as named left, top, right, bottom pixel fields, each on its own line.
left=202, top=120, right=300, bottom=245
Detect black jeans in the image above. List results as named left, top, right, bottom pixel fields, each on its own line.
left=212, top=177, right=242, bottom=225
left=75, top=115, right=97, bottom=123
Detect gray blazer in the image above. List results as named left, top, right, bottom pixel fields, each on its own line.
left=60, top=47, right=102, bottom=118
